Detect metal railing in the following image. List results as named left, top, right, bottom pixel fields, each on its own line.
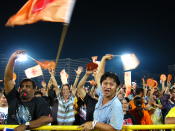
left=1, top=125, right=175, bottom=131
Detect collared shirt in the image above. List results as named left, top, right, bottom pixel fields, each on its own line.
left=94, top=87, right=123, bottom=130
left=57, top=95, right=75, bottom=125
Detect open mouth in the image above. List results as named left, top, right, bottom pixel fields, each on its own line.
left=104, top=89, right=110, bottom=94
left=21, top=91, right=28, bottom=97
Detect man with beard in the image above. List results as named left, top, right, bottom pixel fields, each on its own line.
left=4, top=50, right=53, bottom=131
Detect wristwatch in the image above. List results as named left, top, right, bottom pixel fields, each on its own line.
left=25, top=122, right=30, bottom=129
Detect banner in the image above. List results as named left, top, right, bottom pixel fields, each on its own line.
left=25, top=65, right=43, bottom=78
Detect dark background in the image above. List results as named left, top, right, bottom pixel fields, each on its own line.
left=0, top=0, right=175, bottom=85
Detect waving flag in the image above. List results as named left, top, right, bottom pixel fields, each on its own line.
left=35, top=60, right=56, bottom=70
left=6, top=0, right=76, bottom=26
left=60, top=69, right=69, bottom=84
left=25, top=65, right=43, bottom=78
left=121, top=53, right=140, bottom=71
left=124, top=71, right=131, bottom=97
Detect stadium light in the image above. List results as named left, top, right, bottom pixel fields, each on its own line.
left=114, top=53, right=140, bottom=71
left=16, top=54, right=28, bottom=62
left=120, top=53, right=140, bottom=71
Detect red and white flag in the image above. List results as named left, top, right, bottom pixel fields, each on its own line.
left=124, top=71, right=131, bottom=97
left=6, top=0, right=76, bottom=26
left=25, top=65, right=43, bottom=78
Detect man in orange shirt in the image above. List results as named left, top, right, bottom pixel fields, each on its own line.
left=129, top=97, right=152, bottom=125
left=129, top=88, right=146, bottom=110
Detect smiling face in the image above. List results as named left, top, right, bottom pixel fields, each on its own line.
left=62, top=85, right=71, bottom=99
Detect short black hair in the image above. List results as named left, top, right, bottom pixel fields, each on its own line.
left=62, top=84, right=70, bottom=90
left=0, top=88, right=4, bottom=97
left=20, top=78, right=36, bottom=89
left=134, top=96, right=142, bottom=107
left=135, top=88, right=144, bottom=95
left=124, top=97, right=130, bottom=103
left=100, top=72, right=120, bottom=86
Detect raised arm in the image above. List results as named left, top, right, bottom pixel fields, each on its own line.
left=77, top=70, right=93, bottom=100
left=4, top=50, right=24, bottom=94
left=71, top=66, right=83, bottom=96
left=49, top=69, right=60, bottom=96
left=95, top=54, right=113, bottom=87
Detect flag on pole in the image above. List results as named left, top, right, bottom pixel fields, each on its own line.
left=124, top=71, right=131, bottom=97
left=60, top=69, right=69, bottom=84
left=25, top=65, right=43, bottom=78
left=35, top=60, right=56, bottom=70
left=121, top=53, right=140, bottom=71
left=6, top=0, right=76, bottom=26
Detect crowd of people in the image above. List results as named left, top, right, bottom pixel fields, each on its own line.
left=0, top=50, right=175, bottom=131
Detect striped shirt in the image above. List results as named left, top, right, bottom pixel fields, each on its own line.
left=57, top=95, right=75, bottom=125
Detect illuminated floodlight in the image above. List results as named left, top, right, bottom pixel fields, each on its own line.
left=121, top=53, right=140, bottom=71
left=16, top=54, right=28, bottom=62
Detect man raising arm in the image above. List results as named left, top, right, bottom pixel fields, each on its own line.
left=4, top=50, right=53, bottom=131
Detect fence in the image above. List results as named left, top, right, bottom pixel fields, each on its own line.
left=1, top=125, right=175, bottom=131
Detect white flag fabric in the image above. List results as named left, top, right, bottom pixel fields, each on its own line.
left=124, top=71, right=131, bottom=87
left=60, top=69, right=69, bottom=84
left=124, top=71, right=131, bottom=97
left=25, top=65, right=43, bottom=78
left=121, top=53, right=140, bottom=71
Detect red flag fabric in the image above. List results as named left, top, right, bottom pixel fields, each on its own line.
left=86, top=62, right=98, bottom=71
left=35, top=60, right=56, bottom=70
left=6, top=0, right=76, bottom=26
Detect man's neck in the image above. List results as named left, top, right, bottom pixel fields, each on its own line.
left=21, top=97, right=34, bottom=102
left=102, top=94, right=115, bottom=105
left=0, top=105, right=8, bottom=108
left=63, top=96, right=70, bottom=102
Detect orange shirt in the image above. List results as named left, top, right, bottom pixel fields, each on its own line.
left=129, top=99, right=146, bottom=110
left=129, top=109, right=152, bottom=125
left=141, top=110, right=152, bottom=125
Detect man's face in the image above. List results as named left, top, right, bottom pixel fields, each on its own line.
left=102, top=77, right=117, bottom=98
left=62, top=85, right=70, bottom=98
left=19, top=81, right=35, bottom=101
left=0, top=94, right=8, bottom=107
left=118, top=93, right=124, bottom=101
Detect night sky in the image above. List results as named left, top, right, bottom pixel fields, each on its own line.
left=0, top=0, right=175, bottom=76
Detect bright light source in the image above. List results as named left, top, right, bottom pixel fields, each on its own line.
left=121, top=53, right=140, bottom=71
left=16, top=54, right=28, bottom=62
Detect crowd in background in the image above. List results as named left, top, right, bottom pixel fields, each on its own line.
left=0, top=50, right=175, bottom=131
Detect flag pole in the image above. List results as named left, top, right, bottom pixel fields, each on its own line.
left=55, top=23, right=69, bottom=68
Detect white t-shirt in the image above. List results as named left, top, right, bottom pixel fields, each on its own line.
left=0, top=106, right=8, bottom=124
